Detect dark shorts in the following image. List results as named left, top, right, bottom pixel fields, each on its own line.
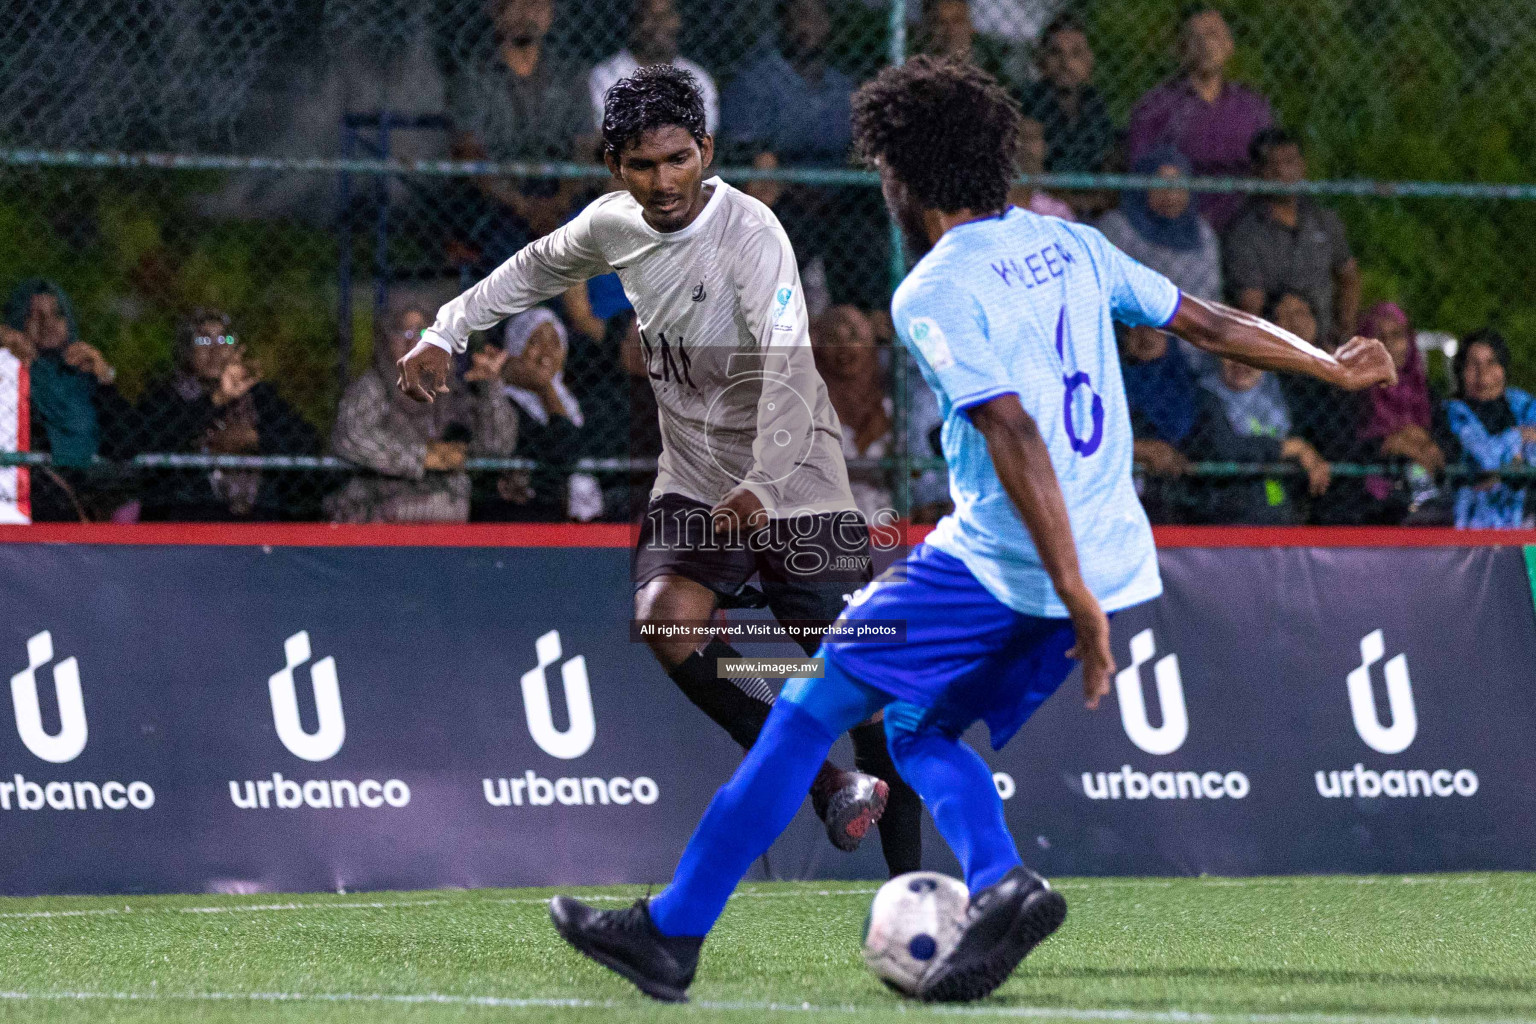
left=633, top=493, right=873, bottom=653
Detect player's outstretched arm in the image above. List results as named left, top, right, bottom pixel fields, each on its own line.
left=970, top=393, right=1115, bottom=710
left=1166, top=294, right=1397, bottom=392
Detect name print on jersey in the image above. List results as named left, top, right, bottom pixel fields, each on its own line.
left=641, top=329, right=696, bottom=390
left=989, top=240, right=1075, bottom=289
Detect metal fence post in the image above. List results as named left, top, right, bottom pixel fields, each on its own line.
left=888, top=0, right=911, bottom=525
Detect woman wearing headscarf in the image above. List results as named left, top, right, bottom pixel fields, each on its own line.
left=327, top=302, right=518, bottom=523
left=2, top=279, right=137, bottom=520
left=475, top=307, right=602, bottom=522
left=1185, top=357, right=1330, bottom=525
left=136, top=308, right=321, bottom=521
left=1355, top=302, right=1446, bottom=520
left=1441, top=328, right=1536, bottom=529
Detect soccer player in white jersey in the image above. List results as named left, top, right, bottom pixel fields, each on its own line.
left=397, top=65, right=922, bottom=873
left=544, top=58, right=1396, bottom=1003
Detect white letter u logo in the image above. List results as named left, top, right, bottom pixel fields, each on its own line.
left=1346, top=629, right=1416, bottom=754
left=522, top=630, right=595, bottom=760
left=269, top=631, right=345, bottom=762
left=1114, top=629, right=1188, bottom=755
left=11, top=631, right=87, bottom=763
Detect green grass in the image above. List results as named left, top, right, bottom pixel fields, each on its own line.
left=2, top=874, right=1533, bottom=1023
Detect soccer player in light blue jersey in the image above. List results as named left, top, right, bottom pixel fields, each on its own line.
left=548, top=57, right=1396, bottom=1004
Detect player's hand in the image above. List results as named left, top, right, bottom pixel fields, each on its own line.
left=1062, top=583, right=1114, bottom=710
left=711, top=486, right=767, bottom=541
left=398, top=339, right=452, bottom=403
left=1331, top=336, right=1397, bottom=392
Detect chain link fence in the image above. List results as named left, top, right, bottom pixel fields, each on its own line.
left=1, top=0, right=1533, bottom=526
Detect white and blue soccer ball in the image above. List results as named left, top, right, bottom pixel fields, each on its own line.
left=861, top=871, right=970, bottom=995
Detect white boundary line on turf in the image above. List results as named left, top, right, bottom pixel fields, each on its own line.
left=0, top=875, right=1507, bottom=923
left=0, top=989, right=1529, bottom=1024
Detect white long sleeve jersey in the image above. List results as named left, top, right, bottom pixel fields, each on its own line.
left=423, top=177, right=859, bottom=517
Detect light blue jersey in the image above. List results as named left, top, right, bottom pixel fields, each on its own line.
left=893, top=207, right=1181, bottom=617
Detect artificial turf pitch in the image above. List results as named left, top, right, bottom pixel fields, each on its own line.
left=0, top=874, right=1531, bottom=1023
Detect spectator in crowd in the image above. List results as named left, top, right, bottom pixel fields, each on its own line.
left=722, top=0, right=886, bottom=313
left=1119, top=324, right=1197, bottom=523
left=1224, top=128, right=1360, bottom=346
left=916, top=0, right=1013, bottom=89
left=448, top=0, right=596, bottom=267
left=585, top=309, right=662, bottom=519
left=476, top=307, right=600, bottom=522
left=1010, top=118, right=1075, bottom=221
left=589, top=0, right=720, bottom=134
left=1127, top=6, right=1272, bottom=231
left=1096, top=146, right=1220, bottom=302
left=1, top=279, right=137, bottom=521
left=1019, top=14, right=1113, bottom=175
left=812, top=305, right=893, bottom=523
left=1356, top=302, right=1446, bottom=520
left=1441, top=328, right=1536, bottom=529
left=328, top=303, right=518, bottom=523
left=135, top=309, right=319, bottom=521
left=1266, top=291, right=1377, bottom=523
left=1187, top=354, right=1330, bottom=525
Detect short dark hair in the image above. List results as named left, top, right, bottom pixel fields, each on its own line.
left=852, top=56, right=1021, bottom=214
left=1040, top=12, right=1087, bottom=47
left=1455, top=327, right=1511, bottom=387
left=601, top=64, right=707, bottom=158
left=1248, top=125, right=1298, bottom=168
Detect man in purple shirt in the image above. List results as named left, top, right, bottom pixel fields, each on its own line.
left=1126, top=7, right=1272, bottom=231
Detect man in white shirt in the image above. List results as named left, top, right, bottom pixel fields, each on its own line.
left=588, top=0, right=720, bottom=134
left=399, top=65, right=919, bottom=874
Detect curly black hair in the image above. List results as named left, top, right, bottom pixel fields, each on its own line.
left=601, top=64, right=707, bottom=158
left=851, top=56, right=1020, bottom=215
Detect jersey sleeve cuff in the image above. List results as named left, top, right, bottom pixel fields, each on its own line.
left=421, top=330, right=455, bottom=355
left=1158, top=290, right=1184, bottom=329
left=953, top=386, right=1021, bottom=415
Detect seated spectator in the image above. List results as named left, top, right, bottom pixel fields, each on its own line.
left=1266, top=292, right=1376, bottom=524
left=447, top=0, right=596, bottom=268
left=136, top=309, right=320, bottom=521
left=916, top=0, right=1014, bottom=90
left=328, top=303, right=518, bottom=523
left=589, top=0, right=719, bottom=134
left=1187, top=355, right=1330, bottom=525
left=1356, top=302, right=1447, bottom=521
left=1096, top=146, right=1220, bottom=302
left=1010, top=118, right=1075, bottom=221
left=1224, top=128, right=1360, bottom=347
left=1441, top=328, right=1536, bottom=529
left=2, top=279, right=137, bottom=521
left=722, top=0, right=887, bottom=313
left=1119, top=324, right=1197, bottom=523
left=476, top=307, right=600, bottom=522
left=1127, top=7, right=1272, bottom=231
left=1018, top=14, right=1113, bottom=175
left=812, top=306, right=893, bottom=523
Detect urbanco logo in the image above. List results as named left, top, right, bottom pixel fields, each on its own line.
left=269, top=631, right=345, bottom=762
left=10, top=631, right=87, bottom=763
left=1346, top=629, right=1416, bottom=754
left=1114, top=629, right=1187, bottom=755
left=522, top=630, right=595, bottom=760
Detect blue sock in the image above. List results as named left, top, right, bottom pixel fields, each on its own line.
left=884, top=703, right=1022, bottom=893
left=649, top=700, right=839, bottom=936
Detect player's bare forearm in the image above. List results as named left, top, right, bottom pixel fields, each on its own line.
left=1166, top=294, right=1396, bottom=392
left=970, top=394, right=1114, bottom=707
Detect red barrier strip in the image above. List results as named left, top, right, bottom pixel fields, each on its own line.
left=3, top=522, right=1536, bottom=548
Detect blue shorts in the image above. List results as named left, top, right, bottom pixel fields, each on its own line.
left=821, top=544, right=1078, bottom=749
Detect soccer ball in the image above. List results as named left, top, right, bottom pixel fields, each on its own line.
left=861, top=871, right=970, bottom=996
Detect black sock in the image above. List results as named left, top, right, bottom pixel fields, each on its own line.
left=850, top=720, right=924, bottom=876
left=667, top=640, right=773, bottom=750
